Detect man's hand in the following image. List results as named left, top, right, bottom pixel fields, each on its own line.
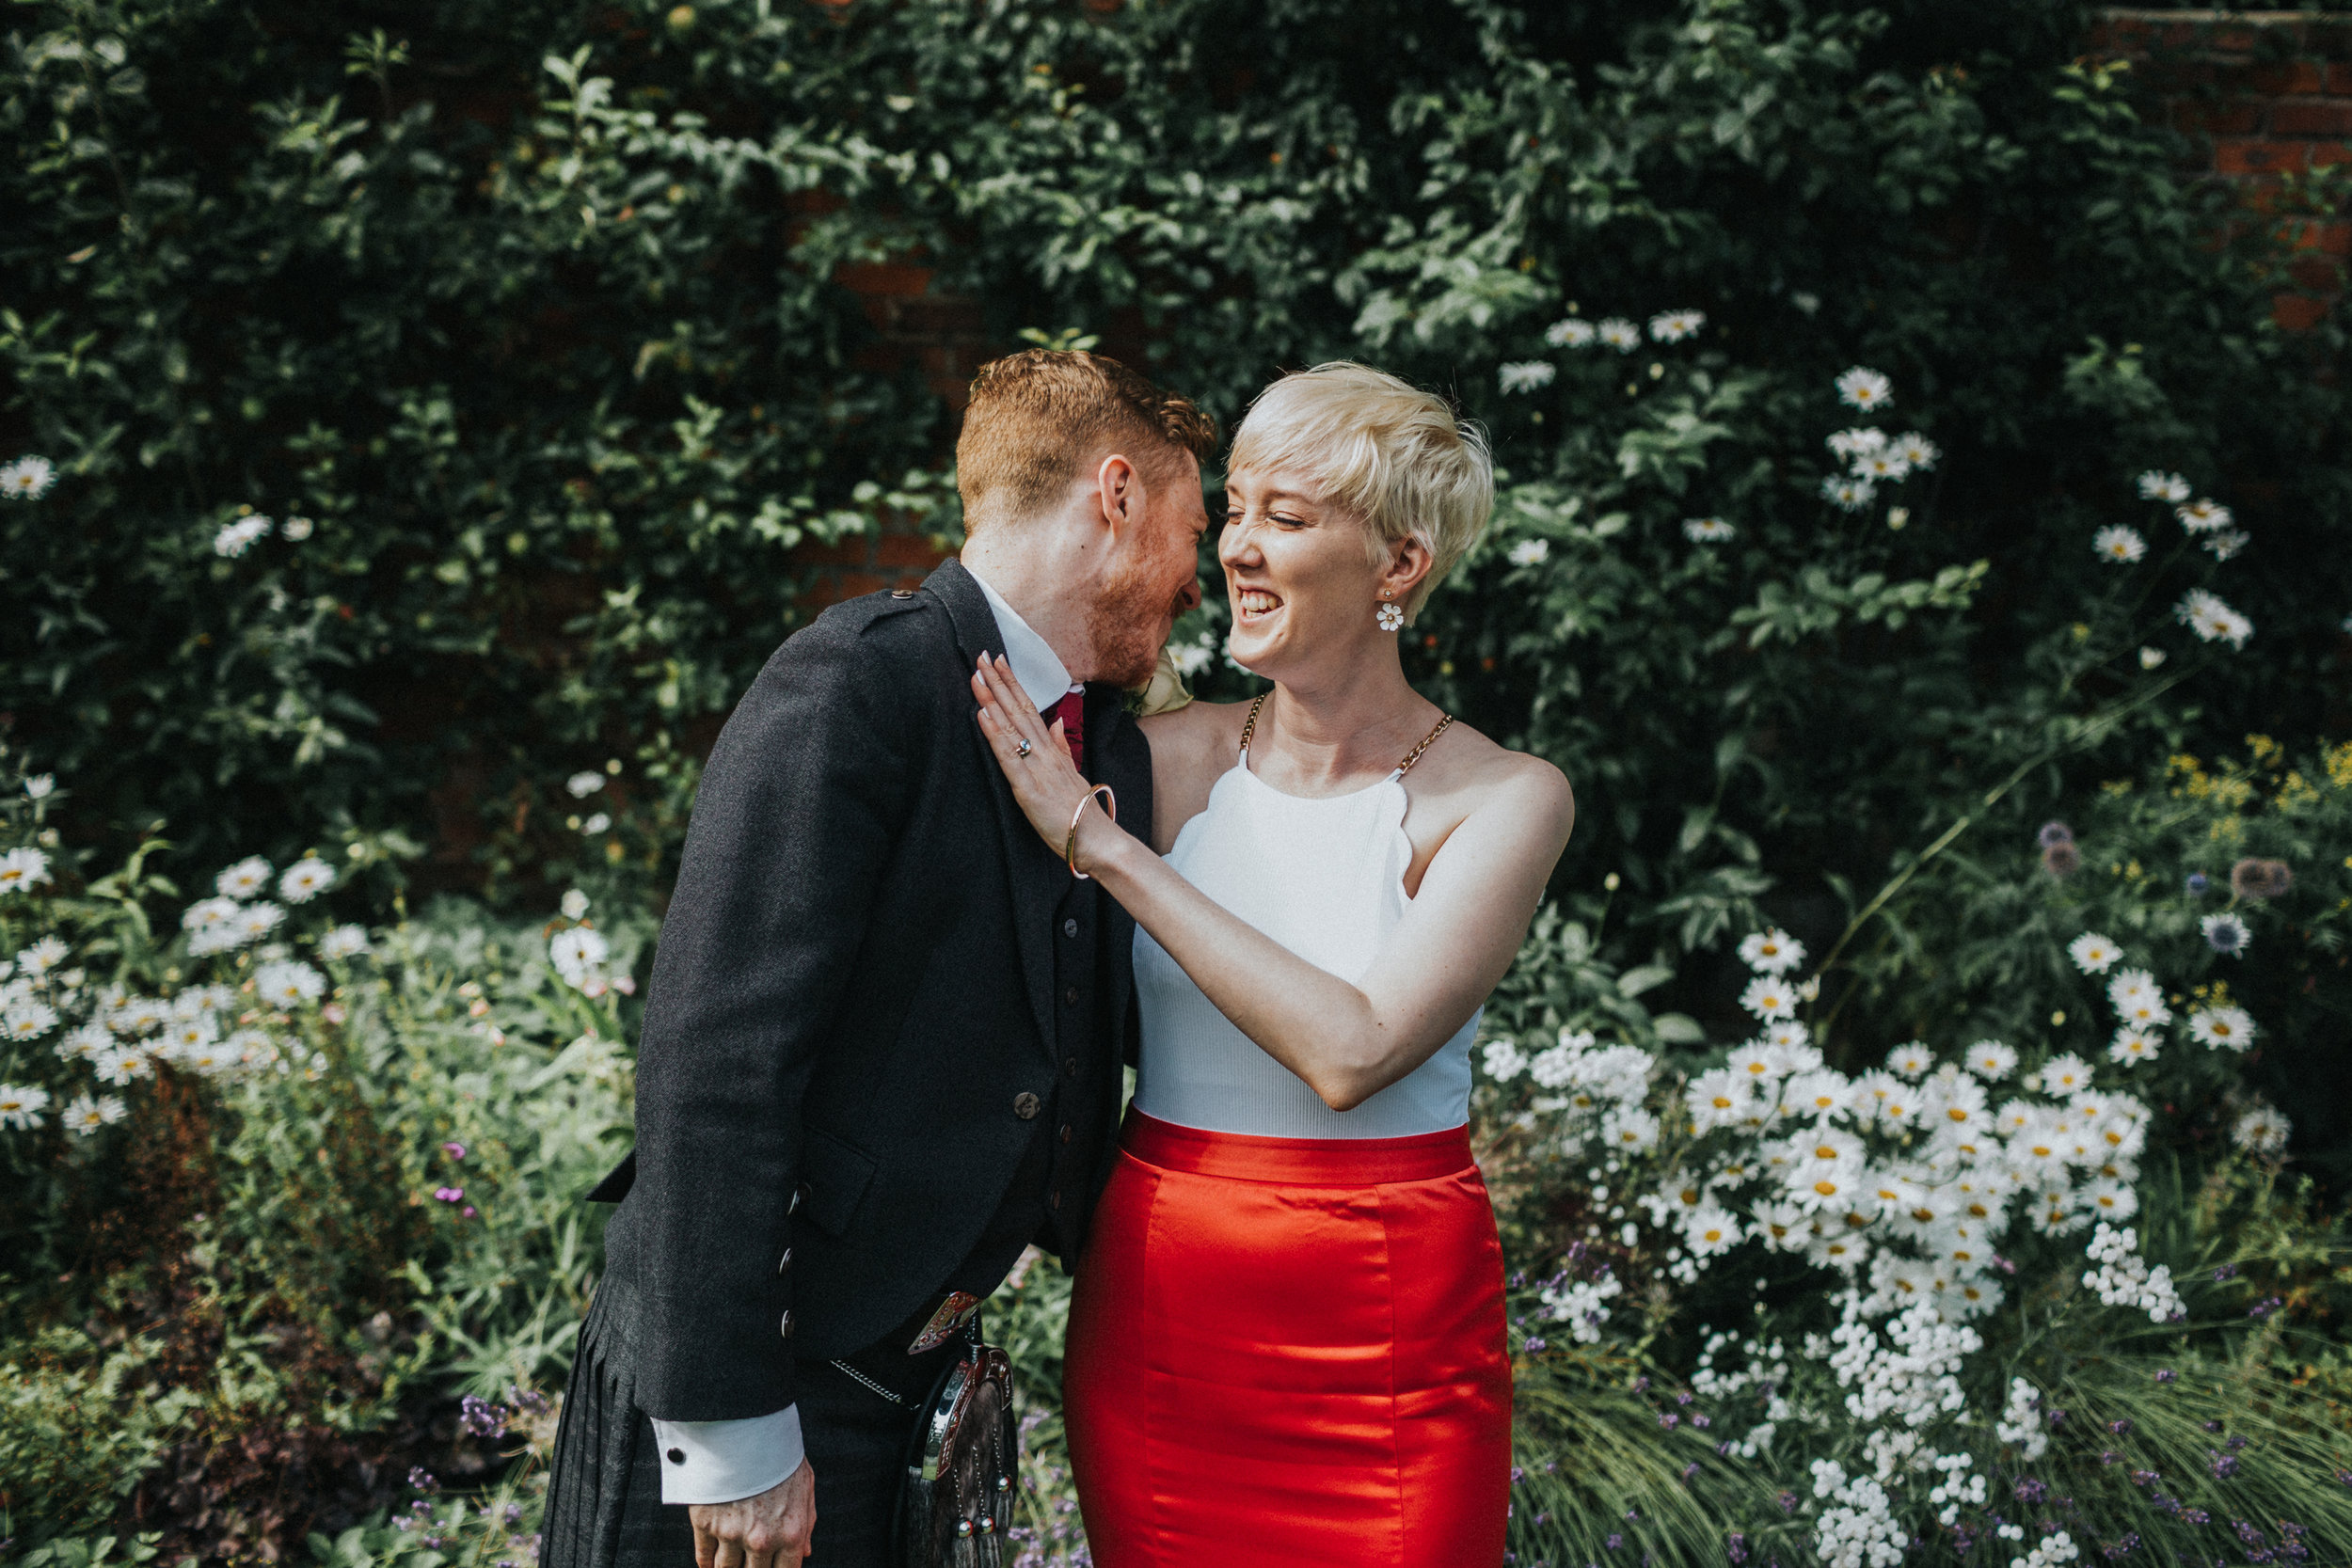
left=689, top=1458, right=815, bottom=1568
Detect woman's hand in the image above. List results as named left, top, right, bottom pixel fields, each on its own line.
left=971, top=656, right=1122, bottom=871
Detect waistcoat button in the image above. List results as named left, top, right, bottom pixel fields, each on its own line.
left=1013, top=1091, right=1041, bottom=1120
left=779, top=1310, right=796, bottom=1339
left=1061, top=917, right=1079, bottom=939
left=776, top=1246, right=792, bottom=1275
left=1064, top=1056, right=1080, bottom=1078
left=1061, top=985, right=1080, bottom=1006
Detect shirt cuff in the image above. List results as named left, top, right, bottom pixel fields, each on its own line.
left=649, top=1406, right=805, bottom=1506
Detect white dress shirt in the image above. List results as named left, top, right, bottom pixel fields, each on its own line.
left=649, top=562, right=1073, bottom=1505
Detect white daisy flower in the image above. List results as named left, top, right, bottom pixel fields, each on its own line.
left=1939, top=1275, right=2004, bottom=1320
left=2106, top=969, right=2171, bottom=1028
left=1885, top=1042, right=1933, bottom=1079
left=2091, top=526, right=2146, bottom=564
left=1805, top=1229, right=1870, bottom=1273
left=2175, top=588, right=2254, bottom=647
left=1835, top=367, right=1894, bottom=410
left=2201, top=912, right=2250, bottom=958
left=550, top=926, right=610, bottom=988
left=93, top=1045, right=152, bottom=1085
left=2230, top=1105, right=2289, bottom=1156
left=1739, top=975, right=1799, bottom=1022
left=1854, top=449, right=1911, bottom=483
left=170, top=1037, right=235, bottom=1075
left=1682, top=516, right=1736, bottom=542
left=214, top=516, right=273, bottom=557
left=232, top=903, right=286, bottom=944
left=63, top=1093, right=126, bottom=1136
left=2174, top=499, right=2232, bottom=533
left=565, top=769, right=607, bottom=800
left=1499, top=361, right=1557, bottom=394
left=0, top=847, right=53, bottom=894
left=2040, top=1053, right=2094, bottom=1096
left=1964, top=1040, right=2017, bottom=1080
left=278, top=858, right=334, bottom=904
left=24, top=775, right=54, bottom=800
left=1784, top=1069, right=1852, bottom=1123
left=2136, top=470, right=2190, bottom=503
left=1596, top=318, right=1641, bottom=352
left=254, top=959, right=326, bottom=1009
left=1686, top=1068, right=1755, bottom=1131
left=5, top=1001, right=59, bottom=1041
left=215, top=857, right=273, bottom=898
left=1766, top=1021, right=1812, bottom=1054
left=1682, top=1205, right=1741, bottom=1255
left=227, top=1028, right=278, bottom=1069
left=2203, top=530, right=2249, bottom=562
left=1825, top=427, right=1888, bottom=459
left=1822, top=476, right=1877, bottom=512
left=2186, top=1006, right=2255, bottom=1053
left=1738, top=927, right=1805, bottom=974
left=0, top=1083, right=51, bottom=1130
left=1544, top=317, right=1597, bottom=348
left=1648, top=309, right=1706, bottom=342
left=1600, top=1104, right=1661, bottom=1152
left=2138, top=645, right=2166, bottom=669
left=318, top=924, right=372, bottom=961
left=162, top=1017, right=217, bottom=1055
left=1506, top=539, right=1550, bottom=567
left=2106, top=1027, right=2162, bottom=1067
left=181, top=895, right=242, bottom=937
left=1890, top=433, right=1939, bottom=470
left=18, top=936, right=69, bottom=975
left=1725, top=1043, right=1781, bottom=1085
left=56, top=1022, right=113, bottom=1063
left=107, top=996, right=167, bottom=1036
left=2068, top=932, right=2123, bottom=974
left=1, top=456, right=57, bottom=500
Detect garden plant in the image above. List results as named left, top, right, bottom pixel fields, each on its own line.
left=4, top=1, right=2351, bottom=1564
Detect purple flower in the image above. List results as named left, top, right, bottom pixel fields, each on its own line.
left=2214, top=1263, right=2239, bottom=1281
left=2101, top=1532, right=2140, bottom=1560
left=443, top=1141, right=468, bottom=1160
left=2130, top=1470, right=2160, bottom=1488
left=2042, top=841, right=2082, bottom=878
left=1692, top=1414, right=1711, bottom=1429
left=2225, top=1435, right=2249, bottom=1452
left=2108, top=1419, right=2132, bottom=1435
left=2039, top=821, right=2074, bottom=848
left=1659, top=1413, right=1680, bottom=1429
left=2015, top=1478, right=2049, bottom=1505
left=2186, top=871, right=2210, bottom=895
left=2180, top=1508, right=2209, bottom=1526
left=1681, top=1463, right=1699, bottom=1481
left=1512, top=1465, right=1525, bottom=1486
left=408, top=1466, right=437, bottom=1494
left=1717, top=1441, right=1734, bottom=1458
left=461, top=1394, right=510, bottom=1438
left=2044, top=1407, right=2069, bottom=1430
left=2212, top=1452, right=2240, bottom=1479
left=2155, top=1368, right=2177, bottom=1384
left=2205, top=1420, right=2224, bottom=1433
left=2099, top=1451, right=2122, bottom=1465
left=1606, top=1534, right=1624, bottom=1552
left=1727, top=1534, right=1750, bottom=1566
left=2249, top=1294, right=2283, bottom=1320
left=1524, top=1337, right=1549, bottom=1353
left=434, top=1185, right=464, bottom=1203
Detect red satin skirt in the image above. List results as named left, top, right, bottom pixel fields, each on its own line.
left=1063, top=1109, right=1511, bottom=1567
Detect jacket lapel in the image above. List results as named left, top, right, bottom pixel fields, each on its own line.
left=926, top=560, right=1062, bottom=1058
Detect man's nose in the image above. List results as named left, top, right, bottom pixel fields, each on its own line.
left=1177, top=574, right=1203, bottom=613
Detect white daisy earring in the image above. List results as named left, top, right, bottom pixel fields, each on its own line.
left=1375, top=594, right=1404, bottom=632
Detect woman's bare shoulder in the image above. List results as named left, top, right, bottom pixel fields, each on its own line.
left=1434, top=723, right=1575, bottom=830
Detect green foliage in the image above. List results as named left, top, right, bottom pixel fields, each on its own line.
left=0, top=1336, right=196, bottom=1539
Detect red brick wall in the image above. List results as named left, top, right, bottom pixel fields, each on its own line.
left=2090, top=8, right=2352, bottom=329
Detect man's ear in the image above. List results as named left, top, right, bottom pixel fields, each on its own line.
left=1093, top=452, right=1142, bottom=533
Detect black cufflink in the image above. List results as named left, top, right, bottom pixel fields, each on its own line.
left=666, top=1448, right=686, bottom=1465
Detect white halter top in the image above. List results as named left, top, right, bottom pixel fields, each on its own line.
left=1131, top=705, right=1479, bottom=1139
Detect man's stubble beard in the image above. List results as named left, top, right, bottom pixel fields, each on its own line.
left=1087, top=554, right=1185, bottom=689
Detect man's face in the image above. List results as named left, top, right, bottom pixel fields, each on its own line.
left=1089, top=451, right=1207, bottom=687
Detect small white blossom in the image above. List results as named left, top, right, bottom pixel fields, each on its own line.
left=1481, top=1037, right=1529, bottom=1082
left=2203, top=529, right=2249, bottom=562
left=2175, top=498, right=2232, bottom=533
left=2090, top=525, right=2145, bottom=563
left=1889, top=433, right=1938, bottom=470
left=254, top=959, right=326, bottom=1009
left=2136, top=470, right=2190, bottom=503
left=2067, top=932, right=2122, bottom=974
left=216, top=856, right=273, bottom=898
left=24, top=775, right=55, bottom=800
left=0, top=847, right=53, bottom=894
left=278, top=858, right=335, bottom=904
left=280, top=515, right=313, bottom=541
left=582, top=812, right=612, bottom=834
left=1168, top=640, right=1215, bottom=678
left=1739, top=927, right=1805, bottom=974
left=1505, top=538, right=1549, bottom=567
left=1498, top=361, right=1556, bottom=394
left=0, top=1083, right=51, bottom=1130
left=1853, top=449, right=1910, bottom=483
left=1544, top=317, right=1597, bottom=348
left=550, top=926, right=611, bottom=990
left=1648, top=309, right=1705, bottom=342
left=566, top=770, right=606, bottom=799
left=2231, top=1104, right=2290, bottom=1156
left=1822, top=475, right=1877, bottom=512
left=1599, top=1104, right=1661, bottom=1152
left=560, top=889, right=592, bottom=921
left=18, top=935, right=69, bottom=975
left=2106, top=969, right=2170, bottom=1028
left=1884, top=1043, right=1932, bottom=1079
left=214, top=515, right=273, bottom=557
left=62, top=1093, right=127, bottom=1135
left=93, top=1045, right=152, bottom=1085
left=1739, top=975, right=1800, bottom=1022
left=233, top=902, right=286, bottom=944
left=1835, top=367, right=1893, bottom=411
left=1597, top=318, right=1641, bottom=352
left=1682, top=516, right=1735, bottom=542
left=2106, top=1027, right=2161, bottom=1067
left=1826, top=427, right=1888, bottom=459
left=1, top=456, right=57, bottom=500
left=2201, top=911, right=2250, bottom=957
left=2186, top=1005, right=2255, bottom=1053
left=56, top=1022, right=113, bottom=1063
left=1963, top=1040, right=2017, bottom=1080
left=4, top=1000, right=60, bottom=1041
left=2138, top=645, right=2166, bottom=669
left=319, top=924, right=372, bottom=961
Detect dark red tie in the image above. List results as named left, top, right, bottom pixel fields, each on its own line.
left=1052, top=689, right=1086, bottom=774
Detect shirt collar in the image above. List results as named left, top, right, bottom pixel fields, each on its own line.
left=961, top=559, right=1080, bottom=712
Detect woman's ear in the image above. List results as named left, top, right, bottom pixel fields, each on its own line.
left=1380, top=534, right=1436, bottom=603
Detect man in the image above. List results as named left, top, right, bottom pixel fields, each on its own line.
left=541, top=349, right=1215, bottom=1568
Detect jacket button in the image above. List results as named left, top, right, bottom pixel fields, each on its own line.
left=890, top=588, right=915, bottom=599
left=1013, top=1091, right=1041, bottom=1120
left=1064, top=1056, right=1080, bottom=1078
left=1061, top=918, right=1079, bottom=939
left=1058, top=1123, right=1073, bottom=1145
left=667, top=1448, right=687, bottom=1465
left=780, top=1310, right=796, bottom=1339
left=776, top=1246, right=793, bottom=1275
left=1062, top=985, right=1080, bottom=1006
left=1048, top=1190, right=1061, bottom=1212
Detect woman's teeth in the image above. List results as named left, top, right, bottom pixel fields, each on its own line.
left=1238, top=589, right=1282, bottom=618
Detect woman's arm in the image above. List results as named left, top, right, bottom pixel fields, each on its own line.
left=975, top=656, right=1573, bottom=1111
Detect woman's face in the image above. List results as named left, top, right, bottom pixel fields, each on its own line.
left=1219, top=467, right=1422, bottom=678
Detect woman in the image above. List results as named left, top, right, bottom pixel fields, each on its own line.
left=971, top=362, right=1573, bottom=1565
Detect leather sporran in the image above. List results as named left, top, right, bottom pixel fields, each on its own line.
left=892, top=1323, right=1018, bottom=1568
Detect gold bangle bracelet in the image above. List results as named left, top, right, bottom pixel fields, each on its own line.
left=1065, top=784, right=1116, bottom=879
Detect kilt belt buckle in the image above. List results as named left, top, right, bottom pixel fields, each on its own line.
left=906, top=1291, right=984, bottom=1354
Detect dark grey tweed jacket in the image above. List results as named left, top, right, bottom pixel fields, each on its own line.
left=580, top=557, right=1149, bottom=1423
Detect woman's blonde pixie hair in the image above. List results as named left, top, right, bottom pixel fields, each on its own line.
left=1226, top=362, right=1494, bottom=624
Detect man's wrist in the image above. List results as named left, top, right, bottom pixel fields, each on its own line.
left=651, top=1405, right=804, bottom=1506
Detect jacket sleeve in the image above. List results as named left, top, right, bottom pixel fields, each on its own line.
left=623, top=611, right=918, bottom=1421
